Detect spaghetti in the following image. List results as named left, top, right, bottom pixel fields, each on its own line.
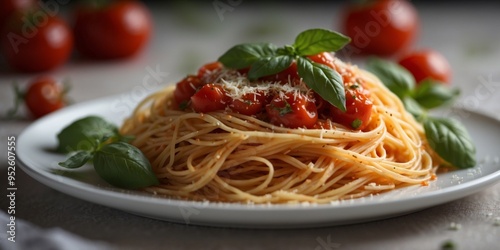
left=120, top=57, right=440, bottom=204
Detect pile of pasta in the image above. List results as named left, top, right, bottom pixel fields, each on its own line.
left=120, top=60, right=439, bottom=204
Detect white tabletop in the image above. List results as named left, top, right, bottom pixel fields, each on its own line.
left=1, top=2, right=500, bottom=250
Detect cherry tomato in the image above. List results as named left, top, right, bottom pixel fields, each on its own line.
left=24, top=76, right=66, bottom=118
left=330, top=86, right=373, bottom=130
left=197, top=61, right=223, bottom=78
left=1, top=11, right=73, bottom=72
left=173, top=75, right=203, bottom=107
left=229, top=92, right=266, bottom=116
left=307, top=52, right=336, bottom=69
left=73, top=1, right=152, bottom=60
left=266, top=92, right=318, bottom=129
left=398, top=49, right=451, bottom=84
left=0, top=0, right=35, bottom=30
left=341, top=0, right=419, bottom=57
left=312, top=120, right=336, bottom=130
left=314, top=93, right=329, bottom=115
left=237, top=67, right=250, bottom=76
left=190, top=84, right=229, bottom=113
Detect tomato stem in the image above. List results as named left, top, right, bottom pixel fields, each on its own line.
left=270, top=101, right=292, bottom=116
left=61, top=77, right=74, bottom=105
left=5, top=83, right=25, bottom=119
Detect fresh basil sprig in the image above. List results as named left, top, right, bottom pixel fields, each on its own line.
left=218, top=42, right=277, bottom=69
left=57, top=116, right=159, bottom=189
left=412, top=79, right=460, bottom=109
left=247, top=55, right=294, bottom=81
left=366, top=58, right=476, bottom=169
left=423, top=118, right=476, bottom=169
left=58, top=150, right=94, bottom=169
left=296, top=57, right=346, bottom=111
left=365, top=57, right=415, bottom=99
left=94, top=142, right=159, bottom=189
left=293, top=28, right=352, bottom=56
left=56, top=115, right=120, bottom=153
left=401, top=96, right=426, bottom=120
left=218, top=28, right=351, bottom=112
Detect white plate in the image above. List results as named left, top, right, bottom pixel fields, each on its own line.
left=17, top=93, right=500, bottom=228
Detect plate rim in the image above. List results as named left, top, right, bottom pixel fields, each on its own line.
left=16, top=92, right=500, bottom=227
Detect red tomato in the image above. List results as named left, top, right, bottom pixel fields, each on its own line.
left=314, top=93, right=329, bottom=115
left=190, top=84, right=229, bottom=113
left=24, top=76, right=66, bottom=118
left=1, top=11, right=73, bottom=72
left=398, top=49, right=451, bottom=84
left=266, top=92, right=318, bottom=129
left=330, top=86, right=373, bottom=130
left=237, top=67, right=250, bottom=75
left=73, top=1, right=152, bottom=60
left=197, top=61, right=223, bottom=78
left=341, top=0, right=419, bottom=57
left=307, top=52, right=336, bottom=69
left=173, top=75, right=203, bottom=107
left=229, top=92, right=266, bottom=116
left=0, top=0, right=35, bottom=30
left=312, top=120, right=336, bottom=130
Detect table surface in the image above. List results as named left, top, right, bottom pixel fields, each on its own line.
left=1, top=1, right=500, bottom=250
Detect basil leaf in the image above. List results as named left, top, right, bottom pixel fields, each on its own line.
left=297, top=57, right=346, bottom=111
left=412, top=79, right=460, bottom=109
left=423, top=117, right=476, bottom=169
left=351, top=119, right=363, bottom=129
left=218, top=43, right=277, bottom=69
left=58, top=150, right=94, bottom=169
left=57, top=116, right=119, bottom=153
left=366, top=57, right=415, bottom=99
left=402, top=96, right=426, bottom=122
left=293, top=28, right=351, bottom=56
left=93, top=142, right=159, bottom=189
left=247, top=55, right=294, bottom=81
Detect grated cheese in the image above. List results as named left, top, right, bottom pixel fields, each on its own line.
left=208, top=68, right=311, bottom=102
